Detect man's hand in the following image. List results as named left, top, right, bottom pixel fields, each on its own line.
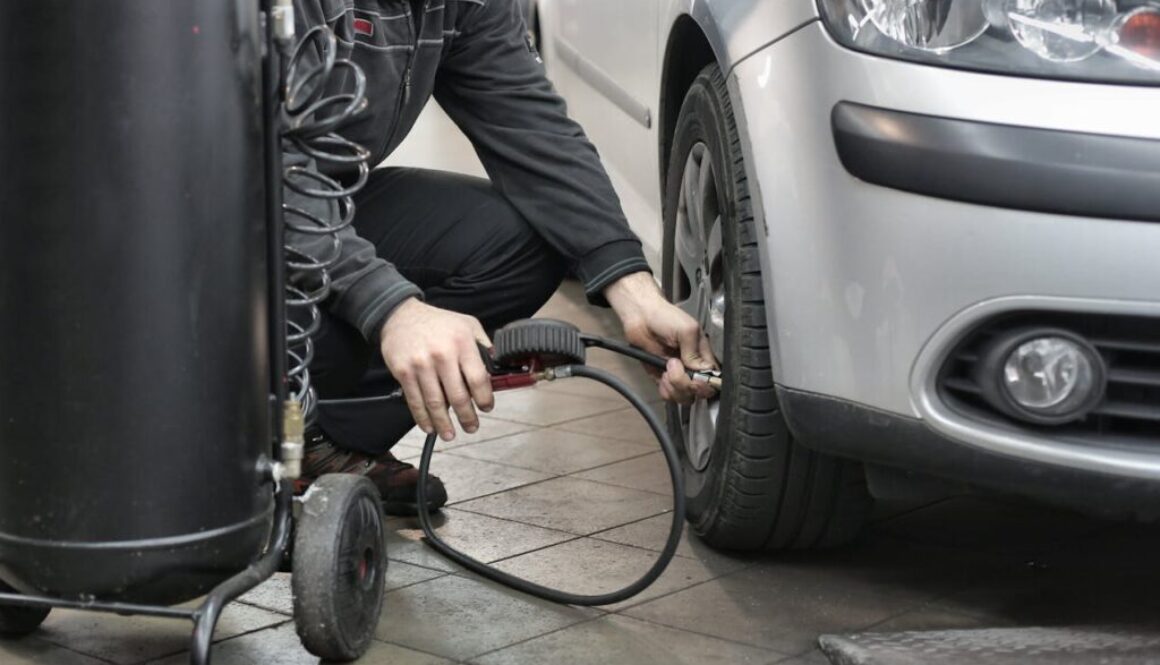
left=605, top=272, right=717, bottom=405
left=380, top=298, right=494, bottom=441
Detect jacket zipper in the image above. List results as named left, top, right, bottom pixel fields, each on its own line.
left=376, top=0, right=426, bottom=161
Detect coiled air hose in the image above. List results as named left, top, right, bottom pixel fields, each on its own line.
left=279, top=24, right=370, bottom=423
left=415, top=319, right=714, bottom=606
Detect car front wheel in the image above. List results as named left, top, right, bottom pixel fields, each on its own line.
left=663, top=64, right=871, bottom=551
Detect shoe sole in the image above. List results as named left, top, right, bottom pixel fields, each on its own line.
left=382, top=499, right=445, bottom=517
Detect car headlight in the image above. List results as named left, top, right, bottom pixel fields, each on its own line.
left=819, top=0, right=1160, bottom=82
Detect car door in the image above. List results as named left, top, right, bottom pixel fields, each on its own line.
left=546, top=0, right=663, bottom=262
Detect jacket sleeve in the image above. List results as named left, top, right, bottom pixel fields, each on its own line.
left=282, top=151, right=422, bottom=340
left=283, top=0, right=422, bottom=341
left=433, top=0, right=650, bottom=305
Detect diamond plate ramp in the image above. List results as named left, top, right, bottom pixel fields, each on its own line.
left=819, top=627, right=1160, bottom=665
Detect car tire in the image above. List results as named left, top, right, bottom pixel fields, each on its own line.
left=662, top=64, right=871, bottom=551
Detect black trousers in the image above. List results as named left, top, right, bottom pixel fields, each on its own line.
left=308, top=167, right=566, bottom=455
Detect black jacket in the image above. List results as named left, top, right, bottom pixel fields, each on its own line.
left=288, top=0, right=649, bottom=340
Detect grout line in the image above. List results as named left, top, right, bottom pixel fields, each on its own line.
left=438, top=458, right=673, bottom=511
left=463, top=614, right=607, bottom=662
left=441, top=474, right=569, bottom=508
left=584, top=510, right=674, bottom=538
left=435, top=503, right=587, bottom=537
left=458, top=534, right=589, bottom=567
left=233, top=599, right=291, bottom=617
left=560, top=448, right=659, bottom=475
left=448, top=501, right=672, bottom=541
left=617, top=607, right=793, bottom=655
left=383, top=557, right=455, bottom=575
left=480, top=399, right=627, bottom=429
left=34, top=638, right=121, bottom=665
left=371, top=636, right=463, bottom=663
left=130, top=618, right=294, bottom=665
left=566, top=474, right=672, bottom=497
left=436, top=434, right=657, bottom=477
left=442, top=473, right=566, bottom=505
left=384, top=568, right=453, bottom=593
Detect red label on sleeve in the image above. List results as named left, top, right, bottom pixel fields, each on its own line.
left=353, top=18, right=374, bottom=37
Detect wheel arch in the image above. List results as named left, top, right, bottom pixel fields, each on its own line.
left=658, top=15, right=718, bottom=192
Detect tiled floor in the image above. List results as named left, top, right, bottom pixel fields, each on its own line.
left=5, top=282, right=1160, bottom=665
left=6, top=107, right=1158, bottom=665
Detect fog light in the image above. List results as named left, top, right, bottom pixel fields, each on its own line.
left=975, top=329, right=1106, bottom=425
left=1004, top=336, right=1095, bottom=408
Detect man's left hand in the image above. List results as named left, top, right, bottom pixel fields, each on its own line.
left=604, top=271, right=718, bottom=405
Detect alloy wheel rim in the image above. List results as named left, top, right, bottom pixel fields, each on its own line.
left=673, top=142, right=724, bottom=473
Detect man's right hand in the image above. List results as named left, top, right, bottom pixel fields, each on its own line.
left=379, top=298, right=494, bottom=442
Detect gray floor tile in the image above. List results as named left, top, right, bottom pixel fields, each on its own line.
left=145, top=623, right=453, bottom=665
left=398, top=451, right=552, bottom=503
left=572, top=451, right=673, bottom=495
left=391, top=508, right=576, bottom=563
left=773, top=649, right=832, bottom=664
left=592, top=514, right=751, bottom=576
left=375, top=574, right=595, bottom=661
left=865, top=605, right=1011, bottom=633
left=535, top=369, right=658, bottom=403
left=239, top=573, right=294, bottom=615
left=554, top=407, right=661, bottom=445
left=385, top=522, right=464, bottom=573
left=453, top=476, right=671, bottom=535
left=37, top=603, right=286, bottom=665
left=622, top=563, right=920, bottom=654
left=536, top=375, right=635, bottom=401
left=487, top=389, right=622, bottom=427
left=237, top=564, right=444, bottom=617
left=387, top=561, right=450, bottom=592
left=449, top=428, right=653, bottom=475
left=0, top=637, right=108, bottom=665
left=393, top=416, right=536, bottom=454
left=489, top=537, right=727, bottom=611
left=473, top=614, right=781, bottom=665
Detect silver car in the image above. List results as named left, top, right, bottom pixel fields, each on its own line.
left=535, top=0, right=1160, bottom=550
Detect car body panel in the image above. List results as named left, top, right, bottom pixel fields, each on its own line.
left=662, top=0, right=820, bottom=74
left=539, top=1, right=1160, bottom=489
left=540, top=0, right=820, bottom=265
left=731, top=23, right=1160, bottom=417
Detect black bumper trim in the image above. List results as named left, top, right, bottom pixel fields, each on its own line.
left=832, top=102, right=1160, bottom=222
left=777, top=386, right=1160, bottom=519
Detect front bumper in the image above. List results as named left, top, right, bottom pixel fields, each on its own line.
left=726, top=22, right=1160, bottom=488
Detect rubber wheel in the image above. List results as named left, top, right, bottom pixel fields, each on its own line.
left=0, top=582, right=49, bottom=638
left=662, top=64, right=872, bottom=551
left=292, top=474, right=386, bottom=661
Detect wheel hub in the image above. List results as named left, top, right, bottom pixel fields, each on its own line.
left=673, top=142, right=725, bottom=472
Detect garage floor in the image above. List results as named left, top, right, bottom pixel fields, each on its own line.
left=4, top=108, right=1157, bottom=665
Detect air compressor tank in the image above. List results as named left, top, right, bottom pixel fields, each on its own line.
left=0, top=1, right=272, bottom=603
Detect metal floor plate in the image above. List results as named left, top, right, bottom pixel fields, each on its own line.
left=820, top=627, right=1160, bottom=665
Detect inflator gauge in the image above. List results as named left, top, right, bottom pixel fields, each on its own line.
left=414, top=318, right=721, bottom=606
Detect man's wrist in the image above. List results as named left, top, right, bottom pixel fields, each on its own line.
left=377, top=296, right=422, bottom=344
left=604, top=271, right=663, bottom=321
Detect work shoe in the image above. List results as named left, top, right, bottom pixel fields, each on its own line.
left=296, top=427, right=448, bottom=516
